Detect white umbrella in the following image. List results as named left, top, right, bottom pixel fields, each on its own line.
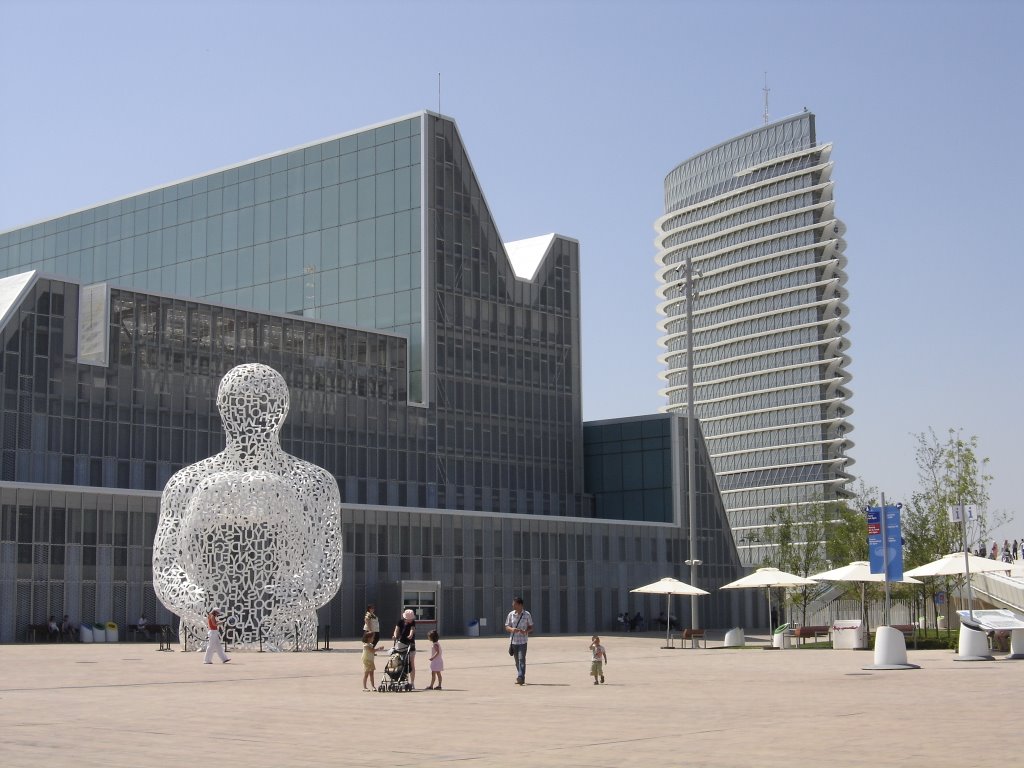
left=905, top=552, right=1013, bottom=578
left=808, top=561, right=921, bottom=632
left=905, top=553, right=1012, bottom=622
left=809, top=561, right=922, bottom=584
left=720, top=567, right=818, bottom=635
left=631, top=577, right=709, bottom=648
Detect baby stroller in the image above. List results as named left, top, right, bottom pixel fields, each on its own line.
left=378, top=641, right=413, bottom=692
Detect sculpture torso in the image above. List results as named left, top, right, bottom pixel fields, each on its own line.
left=153, top=364, right=342, bottom=651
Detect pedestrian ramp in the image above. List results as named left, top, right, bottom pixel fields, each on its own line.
left=972, top=570, right=1024, bottom=614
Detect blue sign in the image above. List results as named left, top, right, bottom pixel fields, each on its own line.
left=867, top=505, right=904, bottom=581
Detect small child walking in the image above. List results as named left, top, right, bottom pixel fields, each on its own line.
left=361, top=631, right=379, bottom=691
left=589, top=635, right=608, bottom=684
left=426, top=629, right=444, bottom=690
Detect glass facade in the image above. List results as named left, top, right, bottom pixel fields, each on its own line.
left=0, top=273, right=745, bottom=640
left=0, top=117, right=425, bottom=401
left=655, top=113, right=854, bottom=565
left=0, top=112, right=750, bottom=641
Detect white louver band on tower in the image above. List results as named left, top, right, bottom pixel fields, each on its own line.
left=654, top=115, right=854, bottom=565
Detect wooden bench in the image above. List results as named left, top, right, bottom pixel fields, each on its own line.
left=682, top=628, right=706, bottom=648
left=791, top=625, right=830, bottom=645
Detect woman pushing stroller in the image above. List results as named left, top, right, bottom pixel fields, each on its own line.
left=392, top=608, right=417, bottom=688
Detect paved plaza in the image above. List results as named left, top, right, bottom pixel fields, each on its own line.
left=0, top=631, right=1016, bottom=767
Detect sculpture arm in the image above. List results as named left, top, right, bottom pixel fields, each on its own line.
left=152, top=467, right=209, bottom=622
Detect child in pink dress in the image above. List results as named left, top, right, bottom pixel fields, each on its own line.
left=426, top=629, right=444, bottom=690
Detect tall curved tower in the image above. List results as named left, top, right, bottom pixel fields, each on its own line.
left=654, top=112, right=854, bottom=565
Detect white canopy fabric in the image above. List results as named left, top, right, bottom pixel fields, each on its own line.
left=720, top=567, right=818, bottom=590
left=631, top=577, right=709, bottom=647
left=905, top=552, right=1013, bottom=578
left=631, top=577, right=709, bottom=596
left=720, top=568, right=817, bottom=636
left=809, top=561, right=921, bottom=585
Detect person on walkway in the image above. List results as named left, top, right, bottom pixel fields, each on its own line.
left=47, top=615, right=60, bottom=641
left=60, top=615, right=75, bottom=641
left=1013, top=539, right=1019, bottom=561
left=363, top=604, right=380, bottom=647
left=203, top=609, right=231, bottom=664
left=361, top=631, right=380, bottom=690
left=393, top=608, right=417, bottom=688
left=505, top=596, right=533, bottom=686
left=589, top=635, right=608, bottom=685
left=426, top=629, right=444, bottom=690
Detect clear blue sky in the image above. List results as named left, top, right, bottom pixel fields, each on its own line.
left=1, top=0, right=1021, bottom=539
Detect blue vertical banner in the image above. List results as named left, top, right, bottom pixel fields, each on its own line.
left=867, top=505, right=903, bottom=580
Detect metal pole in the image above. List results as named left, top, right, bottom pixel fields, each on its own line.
left=683, top=256, right=699, bottom=631
left=881, top=492, right=891, bottom=626
left=958, top=439, right=975, bottom=621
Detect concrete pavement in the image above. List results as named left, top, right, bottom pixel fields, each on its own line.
left=0, top=632, right=1015, bottom=767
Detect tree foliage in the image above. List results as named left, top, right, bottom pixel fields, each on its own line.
left=904, top=428, right=994, bottom=568
left=755, top=502, right=833, bottom=626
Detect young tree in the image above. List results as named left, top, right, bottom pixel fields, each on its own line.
left=755, top=503, right=831, bottom=626
left=824, top=479, right=876, bottom=567
left=904, top=428, right=997, bottom=631
left=905, top=428, right=994, bottom=565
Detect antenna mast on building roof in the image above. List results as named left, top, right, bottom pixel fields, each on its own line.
left=762, top=72, right=770, bottom=125
left=438, top=72, right=441, bottom=115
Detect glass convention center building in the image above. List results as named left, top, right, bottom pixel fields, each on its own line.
left=0, top=112, right=750, bottom=642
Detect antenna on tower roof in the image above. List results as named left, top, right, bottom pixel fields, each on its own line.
left=438, top=72, right=441, bottom=115
left=762, top=72, right=770, bottom=125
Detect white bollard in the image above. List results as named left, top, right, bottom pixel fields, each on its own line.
left=862, top=626, right=919, bottom=670
left=955, top=625, right=994, bottom=662
left=1009, top=628, right=1024, bottom=659
left=723, top=627, right=745, bottom=647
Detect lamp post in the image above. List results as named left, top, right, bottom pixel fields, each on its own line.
left=956, top=434, right=976, bottom=622
left=676, top=258, right=700, bottom=630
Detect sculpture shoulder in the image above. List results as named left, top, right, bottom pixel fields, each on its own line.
left=284, top=456, right=340, bottom=498
left=161, top=455, right=224, bottom=500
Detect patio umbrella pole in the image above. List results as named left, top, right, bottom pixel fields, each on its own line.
left=664, top=593, right=671, bottom=648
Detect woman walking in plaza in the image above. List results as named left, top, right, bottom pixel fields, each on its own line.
left=203, top=609, right=230, bottom=664
left=392, top=608, right=417, bottom=688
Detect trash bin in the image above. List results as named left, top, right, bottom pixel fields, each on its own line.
left=80, top=624, right=93, bottom=643
left=93, top=623, right=107, bottom=642
left=831, top=619, right=866, bottom=649
left=466, top=619, right=479, bottom=637
left=772, top=623, right=791, bottom=649
left=105, top=622, right=118, bottom=642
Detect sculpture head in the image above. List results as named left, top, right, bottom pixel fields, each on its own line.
left=216, top=364, right=290, bottom=442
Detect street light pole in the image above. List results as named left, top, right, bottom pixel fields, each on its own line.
left=957, top=435, right=976, bottom=622
left=677, top=257, right=700, bottom=630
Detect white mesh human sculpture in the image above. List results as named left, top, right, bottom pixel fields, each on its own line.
left=153, top=363, right=342, bottom=651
